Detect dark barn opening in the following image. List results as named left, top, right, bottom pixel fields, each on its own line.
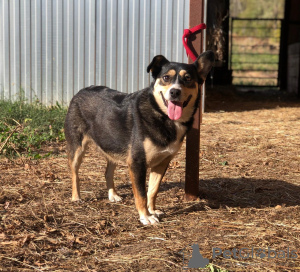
left=205, top=0, right=300, bottom=97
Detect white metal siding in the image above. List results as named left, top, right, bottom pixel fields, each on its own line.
left=0, top=0, right=189, bottom=105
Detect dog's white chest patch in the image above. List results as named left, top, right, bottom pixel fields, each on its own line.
left=143, top=123, right=187, bottom=168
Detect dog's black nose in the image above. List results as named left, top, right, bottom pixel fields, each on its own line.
left=170, top=88, right=181, bottom=99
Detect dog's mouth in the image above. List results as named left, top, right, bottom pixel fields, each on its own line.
left=160, top=92, right=192, bottom=121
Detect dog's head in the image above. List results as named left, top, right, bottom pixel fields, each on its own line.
left=147, top=51, right=214, bottom=122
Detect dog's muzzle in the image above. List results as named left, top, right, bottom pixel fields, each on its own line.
left=159, top=91, right=193, bottom=120
left=160, top=91, right=192, bottom=108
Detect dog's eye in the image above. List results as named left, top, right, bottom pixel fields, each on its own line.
left=163, top=75, right=170, bottom=82
left=185, top=74, right=192, bottom=81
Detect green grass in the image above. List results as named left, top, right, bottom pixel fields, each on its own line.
left=231, top=53, right=279, bottom=70
left=0, top=99, right=67, bottom=159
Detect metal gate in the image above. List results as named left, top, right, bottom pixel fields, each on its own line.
left=230, top=18, right=282, bottom=87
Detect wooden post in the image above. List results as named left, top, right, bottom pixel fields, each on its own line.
left=278, top=0, right=291, bottom=90
left=185, top=0, right=205, bottom=201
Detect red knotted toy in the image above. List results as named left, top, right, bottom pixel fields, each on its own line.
left=182, top=23, right=206, bottom=61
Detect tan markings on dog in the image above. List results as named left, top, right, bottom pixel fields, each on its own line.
left=93, top=140, right=129, bottom=164
left=128, top=168, right=149, bottom=218
left=105, top=161, right=122, bottom=202
left=104, top=150, right=128, bottom=164
left=70, top=135, right=90, bottom=201
left=153, top=77, right=199, bottom=122
left=143, top=123, right=186, bottom=168
left=165, top=69, right=176, bottom=77
left=179, top=70, right=187, bottom=77
left=147, top=158, right=171, bottom=214
left=196, top=57, right=212, bottom=80
left=71, top=149, right=82, bottom=201
left=174, top=121, right=188, bottom=140
left=153, top=79, right=169, bottom=115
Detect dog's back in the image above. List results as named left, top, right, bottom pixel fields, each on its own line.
left=65, top=86, right=136, bottom=161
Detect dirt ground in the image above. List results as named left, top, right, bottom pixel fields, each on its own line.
left=1, top=87, right=300, bottom=271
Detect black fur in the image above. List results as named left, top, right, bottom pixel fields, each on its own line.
left=65, top=51, right=214, bottom=224
left=65, top=86, right=180, bottom=155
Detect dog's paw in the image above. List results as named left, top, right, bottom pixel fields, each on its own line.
left=108, top=191, right=123, bottom=202
left=149, top=209, right=164, bottom=218
left=140, top=214, right=159, bottom=225
left=71, top=196, right=81, bottom=202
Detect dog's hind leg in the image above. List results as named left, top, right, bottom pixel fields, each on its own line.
left=147, top=157, right=171, bottom=217
left=68, top=136, right=89, bottom=201
left=105, top=161, right=122, bottom=202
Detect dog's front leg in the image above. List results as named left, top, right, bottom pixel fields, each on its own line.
left=128, top=160, right=159, bottom=225
left=147, top=157, right=171, bottom=217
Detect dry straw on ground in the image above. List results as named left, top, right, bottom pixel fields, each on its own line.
left=1, top=88, right=300, bottom=271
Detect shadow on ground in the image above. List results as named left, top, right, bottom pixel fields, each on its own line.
left=205, top=85, right=300, bottom=112
left=159, top=177, right=300, bottom=214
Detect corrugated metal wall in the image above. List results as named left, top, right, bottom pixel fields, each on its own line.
left=0, top=0, right=190, bottom=105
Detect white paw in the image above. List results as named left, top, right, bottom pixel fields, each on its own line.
left=72, top=195, right=81, bottom=202
left=149, top=209, right=164, bottom=218
left=108, top=191, right=123, bottom=202
left=140, top=214, right=159, bottom=225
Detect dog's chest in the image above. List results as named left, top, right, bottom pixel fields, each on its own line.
left=143, top=123, right=187, bottom=167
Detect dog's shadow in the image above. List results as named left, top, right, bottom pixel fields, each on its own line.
left=160, top=177, right=300, bottom=212
left=93, top=178, right=300, bottom=215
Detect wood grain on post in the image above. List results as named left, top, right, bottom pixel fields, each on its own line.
left=185, top=0, right=205, bottom=201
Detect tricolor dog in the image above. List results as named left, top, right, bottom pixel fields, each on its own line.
left=65, top=51, right=214, bottom=225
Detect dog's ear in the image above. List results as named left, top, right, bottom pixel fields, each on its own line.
left=147, top=55, right=169, bottom=79
left=193, top=50, right=215, bottom=82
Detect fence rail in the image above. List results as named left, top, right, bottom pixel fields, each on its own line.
left=230, top=18, right=282, bottom=87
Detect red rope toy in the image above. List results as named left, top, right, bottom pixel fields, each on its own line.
left=182, top=23, right=206, bottom=61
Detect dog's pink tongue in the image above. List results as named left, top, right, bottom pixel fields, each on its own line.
left=167, top=101, right=183, bottom=120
